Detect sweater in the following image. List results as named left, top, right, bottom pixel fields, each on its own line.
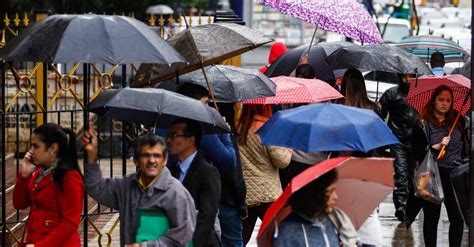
left=238, top=116, right=292, bottom=206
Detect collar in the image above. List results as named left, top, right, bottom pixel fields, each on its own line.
left=431, top=67, right=445, bottom=76
left=134, top=167, right=172, bottom=191
left=178, top=151, right=198, bottom=175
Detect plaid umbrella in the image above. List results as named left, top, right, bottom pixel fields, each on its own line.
left=396, top=35, right=470, bottom=63
left=407, top=74, right=471, bottom=115
left=133, top=23, right=272, bottom=87
left=241, top=76, right=343, bottom=104
left=259, top=0, right=383, bottom=44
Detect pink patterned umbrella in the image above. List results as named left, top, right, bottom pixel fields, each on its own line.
left=241, top=76, right=343, bottom=104
left=407, top=75, right=471, bottom=115
left=259, top=0, right=383, bottom=44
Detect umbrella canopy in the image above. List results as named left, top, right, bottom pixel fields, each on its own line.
left=396, top=35, right=470, bottom=63
left=242, top=76, right=343, bottom=104
left=259, top=0, right=383, bottom=44
left=265, top=42, right=356, bottom=81
left=0, top=14, right=186, bottom=65
left=155, top=65, right=276, bottom=103
left=88, top=88, right=230, bottom=134
left=133, top=23, right=272, bottom=86
left=452, top=57, right=471, bottom=78
left=407, top=74, right=471, bottom=115
left=326, top=44, right=433, bottom=75
left=256, top=103, right=399, bottom=152
left=257, top=157, right=394, bottom=246
left=146, top=4, right=174, bottom=14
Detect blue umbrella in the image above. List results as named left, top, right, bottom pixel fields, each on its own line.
left=256, top=103, right=399, bottom=153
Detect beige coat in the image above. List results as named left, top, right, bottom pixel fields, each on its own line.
left=238, top=115, right=292, bottom=206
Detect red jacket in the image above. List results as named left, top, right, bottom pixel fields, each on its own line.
left=13, top=168, right=83, bottom=247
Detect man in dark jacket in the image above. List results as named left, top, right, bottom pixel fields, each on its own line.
left=378, top=74, right=419, bottom=223
left=167, top=118, right=222, bottom=247
left=177, top=84, right=248, bottom=247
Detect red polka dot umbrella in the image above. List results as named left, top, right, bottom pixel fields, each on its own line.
left=407, top=74, right=471, bottom=115
left=241, top=76, right=343, bottom=104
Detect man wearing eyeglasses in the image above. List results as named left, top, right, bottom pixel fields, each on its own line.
left=82, top=122, right=197, bottom=247
left=167, top=118, right=222, bottom=247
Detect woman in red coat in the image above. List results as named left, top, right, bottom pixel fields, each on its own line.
left=13, top=123, right=83, bottom=247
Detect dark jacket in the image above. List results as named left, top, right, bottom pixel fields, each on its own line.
left=412, top=117, right=470, bottom=166
left=379, top=83, right=419, bottom=145
left=170, top=155, right=222, bottom=247
left=379, top=83, right=419, bottom=220
left=406, top=118, right=469, bottom=227
left=200, top=133, right=247, bottom=216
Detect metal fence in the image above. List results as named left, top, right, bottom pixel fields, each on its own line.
left=0, top=11, right=214, bottom=246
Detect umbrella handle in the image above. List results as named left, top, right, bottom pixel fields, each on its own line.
left=199, top=61, right=219, bottom=110
left=306, top=19, right=321, bottom=57
left=437, top=109, right=461, bottom=160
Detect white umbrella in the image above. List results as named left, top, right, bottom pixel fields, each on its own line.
left=146, top=5, right=174, bottom=15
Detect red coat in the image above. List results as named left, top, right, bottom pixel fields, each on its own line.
left=13, top=168, right=83, bottom=247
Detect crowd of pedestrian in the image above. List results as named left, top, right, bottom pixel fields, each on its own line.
left=12, top=42, right=469, bottom=247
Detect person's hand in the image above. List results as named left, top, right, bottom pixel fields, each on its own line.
left=222, top=116, right=232, bottom=131
left=299, top=54, right=309, bottom=64
left=26, top=244, right=34, bottom=247
left=81, top=122, right=98, bottom=164
left=21, top=152, right=37, bottom=178
left=440, top=136, right=450, bottom=146
left=375, top=101, right=382, bottom=110
left=239, top=207, right=248, bottom=221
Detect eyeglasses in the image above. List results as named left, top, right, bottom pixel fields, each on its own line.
left=166, top=132, right=189, bottom=140
left=139, top=153, right=164, bottom=159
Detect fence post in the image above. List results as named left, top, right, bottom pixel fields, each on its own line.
left=34, top=11, right=48, bottom=126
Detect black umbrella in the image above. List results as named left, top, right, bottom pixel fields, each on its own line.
left=155, top=65, right=276, bottom=103
left=0, top=14, right=186, bottom=65
left=326, top=44, right=433, bottom=75
left=266, top=41, right=355, bottom=81
left=133, top=23, right=272, bottom=87
left=88, top=87, right=230, bottom=134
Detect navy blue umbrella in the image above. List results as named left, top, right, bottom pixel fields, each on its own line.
left=256, top=103, right=399, bottom=152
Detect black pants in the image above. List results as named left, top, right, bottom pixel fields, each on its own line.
left=242, top=203, right=270, bottom=245
left=390, top=143, right=416, bottom=218
left=417, top=166, right=464, bottom=247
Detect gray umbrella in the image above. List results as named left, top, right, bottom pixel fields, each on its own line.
left=326, top=44, right=433, bottom=75
left=156, top=65, right=277, bottom=103
left=88, top=87, right=230, bottom=134
left=146, top=4, right=174, bottom=15
left=452, top=58, right=471, bottom=78
left=133, top=23, right=272, bottom=87
left=0, top=14, right=186, bottom=65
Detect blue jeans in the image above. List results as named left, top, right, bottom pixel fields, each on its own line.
left=218, top=205, right=244, bottom=247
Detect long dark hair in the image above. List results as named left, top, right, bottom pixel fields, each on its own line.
left=33, top=123, right=83, bottom=191
left=342, top=69, right=379, bottom=111
left=420, top=85, right=456, bottom=127
left=236, top=104, right=272, bottom=145
left=289, top=170, right=338, bottom=218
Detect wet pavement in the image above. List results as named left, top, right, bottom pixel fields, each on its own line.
left=247, top=195, right=469, bottom=246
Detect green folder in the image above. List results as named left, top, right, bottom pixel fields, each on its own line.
left=135, top=208, right=193, bottom=246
